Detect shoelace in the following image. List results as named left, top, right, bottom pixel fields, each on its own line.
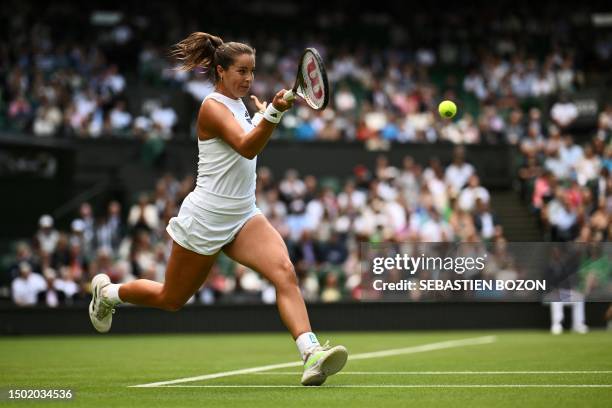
left=304, top=340, right=332, bottom=362
left=95, top=291, right=116, bottom=320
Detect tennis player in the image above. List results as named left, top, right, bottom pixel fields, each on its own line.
left=89, top=32, right=348, bottom=386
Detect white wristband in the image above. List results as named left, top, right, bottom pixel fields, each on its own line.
left=252, top=112, right=264, bottom=126
left=262, top=104, right=284, bottom=124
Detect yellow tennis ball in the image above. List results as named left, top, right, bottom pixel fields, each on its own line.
left=438, top=100, right=457, bottom=119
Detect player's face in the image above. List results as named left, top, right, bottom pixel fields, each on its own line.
left=222, top=53, right=255, bottom=98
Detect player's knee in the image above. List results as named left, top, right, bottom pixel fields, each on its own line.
left=275, top=259, right=298, bottom=290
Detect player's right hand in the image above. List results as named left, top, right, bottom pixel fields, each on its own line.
left=272, top=89, right=294, bottom=112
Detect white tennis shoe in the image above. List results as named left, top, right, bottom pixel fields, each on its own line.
left=89, top=274, right=116, bottom=333
left=572, top=324, right=588, bottom=334
left=301, top=342, right=348, bottom=386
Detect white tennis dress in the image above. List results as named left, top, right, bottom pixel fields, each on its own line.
left=166, top=92, right=261, bottom=255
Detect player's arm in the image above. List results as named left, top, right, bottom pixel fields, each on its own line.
left=198, top=90, right=293, bottom=160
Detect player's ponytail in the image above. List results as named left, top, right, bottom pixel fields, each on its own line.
left=171, top=32, right=254, bottom=83
left=171, top=32, right=224, bottom=79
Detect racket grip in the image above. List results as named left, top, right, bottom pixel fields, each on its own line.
left=283, top=90, right=295, bottom=101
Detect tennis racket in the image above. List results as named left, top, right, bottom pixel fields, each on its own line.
left=283, top=48, right=329, bottom=110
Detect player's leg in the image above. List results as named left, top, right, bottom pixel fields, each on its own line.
left=222, top=214, right=347, bottom=385
left=223, top=214, right=309, bottom=337
left=119, top=242, right=218, bottom=309
left=89, top=242, right=218, bottom=332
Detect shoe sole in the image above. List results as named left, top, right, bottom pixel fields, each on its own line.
left=302, top=346, right=348, bottom=386
left=89, top=274, right=111, bottom=333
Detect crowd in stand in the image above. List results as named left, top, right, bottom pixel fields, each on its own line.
left=0, top=8, right=178, bottom=140
left=129, top=22, right=597, bottom=144
left=518, top=105, right=612, bottom=242
left=5, top=147, right=516, bottom=306
left=2, top=2, right=610, bottom=143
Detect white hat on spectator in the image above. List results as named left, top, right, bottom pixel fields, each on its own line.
left=71, top=219, right=86, bottom=232
left=39, top=214, right=54, bottom=228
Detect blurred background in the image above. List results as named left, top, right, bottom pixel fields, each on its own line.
left=1, top=0, right=611, bottom=332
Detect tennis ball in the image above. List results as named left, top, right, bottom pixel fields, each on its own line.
left=438, top=100, right=457, bottom=119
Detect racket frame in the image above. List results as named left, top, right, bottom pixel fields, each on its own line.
left=283, top=47, right=329, bottom=110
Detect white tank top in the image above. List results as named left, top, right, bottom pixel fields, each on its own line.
left=189, top=92, right=257, bottom=214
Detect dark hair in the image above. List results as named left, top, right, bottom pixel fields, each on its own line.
left=170, top=32, right=254, bottom=82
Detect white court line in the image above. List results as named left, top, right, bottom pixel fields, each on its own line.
left=161, top=384, right=612, bottom=389
left=254, top=371, right=612, bottom=375
left=129, top=335, right=496, bottom=388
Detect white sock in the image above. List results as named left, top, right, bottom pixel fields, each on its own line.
left=296, top=332, right=320, bottom=361
left=102, top=284, right=123, bottom=304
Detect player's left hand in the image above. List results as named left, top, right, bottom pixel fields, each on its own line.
left=250, top=95, right=267, bottom=112
left=272, top=89, right=294, bottom=112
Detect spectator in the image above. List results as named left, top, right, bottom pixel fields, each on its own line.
left=449, top=201, right=476, bottom=242
left=128, top=194, right=160, bottom=231
left=546, top=190, right=578, bottom=241
left=37, top=268, right=65, bottom=308
left=320, top=273, right=342, bottom=303
left=559, top=135, right=583, bottom=171
left=150, top=101, right=178, bottom=139
left=575, top=145, right=601, bottom=187
left=520, top=125, right=545, bottom=159
left=35, top=214, right=59, bottom=254
left=6, top=242, right=38, bottom=284
left=337, top=180, right=367, bottom=211
left=444, top=147, right=475, bottom=198
left=458, top=175, right=490, bottom=212
left=8, top=93, right=33, bottom=131
left=33, top=98, right=62, bottom=136
left=473, top=200, right=500, bottom=240
left=504, top=109, right=524, bottom=144
left=544, top=126, right=563, bottom=156
left=55, top=267, right=80, bottom=302
left=11, top=262, right=46, bottom=307
left=544, top=149, right=571, bottom=180
left=109, top=101, right=132, bottom=134
left=419, top=208, right=453, bottom=242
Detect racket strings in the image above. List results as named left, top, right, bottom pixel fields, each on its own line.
left=297, top=50, right=328, bottom=110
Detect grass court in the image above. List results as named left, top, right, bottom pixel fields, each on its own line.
left=2, top=330, right=611, bottom=407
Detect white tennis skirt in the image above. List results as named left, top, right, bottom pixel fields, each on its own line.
left=166, top=190, right=261, bottom=256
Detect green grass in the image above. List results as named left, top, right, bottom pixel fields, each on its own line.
left=1, top=331, right=611, bottom=407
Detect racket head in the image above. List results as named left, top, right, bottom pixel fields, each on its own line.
left=294, top=48, right=329, bottom=110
